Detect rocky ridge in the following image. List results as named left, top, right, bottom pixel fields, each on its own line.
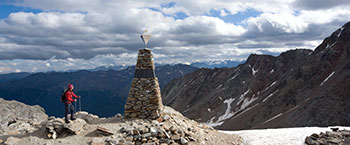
left=0, top=99, right=242, bottom=145
left=162, top=21, right=350, bottom=130
left=0, top=98, right=48, bottom=135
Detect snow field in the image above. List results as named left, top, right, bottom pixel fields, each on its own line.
left=221, top=126, right=350, bottom=145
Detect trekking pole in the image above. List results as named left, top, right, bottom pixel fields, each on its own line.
left=79, top=97, right=81, bottom=112
left=75, top=100, right=77, bottom=113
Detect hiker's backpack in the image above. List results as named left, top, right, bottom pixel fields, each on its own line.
left=60, top=87, right=69, bottom=103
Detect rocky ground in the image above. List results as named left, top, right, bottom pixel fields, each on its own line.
left=305, top=128, right=350, bottom=145
left=0, top=98, right=242, bottom=145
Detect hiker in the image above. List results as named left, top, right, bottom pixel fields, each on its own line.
left=63, top=84, right=81, bottom=123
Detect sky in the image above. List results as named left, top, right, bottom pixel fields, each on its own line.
left=0, top=0, right=350, bottom=74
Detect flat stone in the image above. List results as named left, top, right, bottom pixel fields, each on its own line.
left=4, top=137, right=20, bottom=145
left=142, top=133, right=152, bottom=138
left=125, top=136, right=133, bottom=142
left=63, top=118, right=86, bottom=135
left=91, top=138, right=105, bottom=145
left=97, top=127, right=114, bottom=136
left=171, top=134, right=181, bottom=141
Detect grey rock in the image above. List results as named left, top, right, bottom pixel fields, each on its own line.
left=0, top=98, right=48, bottom=134
left=149, top=127, right=158, bottom=136
left=4, top=137, right=20, bottom=145
left=142, top=133, right=152, bottom=138
left=163, top=115, right=170, bottom=121
left=180, top=137, right=189, bottom=145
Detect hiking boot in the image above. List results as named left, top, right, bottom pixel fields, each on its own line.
left=71, top=117, right=76, bottom=121
left=65, top=120, right=70, bottom=124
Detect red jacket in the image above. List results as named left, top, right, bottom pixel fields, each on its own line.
left=64, top=90, right=79, bottom=104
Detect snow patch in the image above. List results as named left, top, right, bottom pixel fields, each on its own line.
left=222, top=126, right=350, bottom=145
left=249, top=65, right=258, bottom=76
left=206, top=98, right=236, bottom=127
left=205, top=117, right=224, bottom=127
left=252, top=68, right=258, bottom=76
left=338, top=27, right=344, bottom=37
left=216, top=84, right=223, bottom=89
left=229, top=73, right=240, bottom=81
left=263, top=113, right=283, bottom=124
left=239, top=89, right=250, bottom=101
left=286, top=105, right=299, bottom=114
left=320, top=71, right=335, bottom=86
left=231, top=103, right=259, bottom=120
left=220, top=98, right=236, bottom=120
left=326, top=42, right=337, bottom=49
left=240, top=97, right=258, bottom=110
left=263, top=81, right=277, bottom=92
left=263, top=90, right=279, bottom=102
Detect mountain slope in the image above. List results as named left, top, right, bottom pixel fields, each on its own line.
left=162, top=22, right=350, bottom=130
left=0, top=64, right=197, bottom=117
left=0, top=72, right=31, bottom=84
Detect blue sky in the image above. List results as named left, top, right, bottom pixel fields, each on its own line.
left=0, top=4, right=42, bottom=19
left=0, top=0, right=350, bottom=74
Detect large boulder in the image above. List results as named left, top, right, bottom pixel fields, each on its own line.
left=45, top=118, right=87, bottom=139
left=0, top=98, right=48, bottom=135
left=305, top=128, right=350, bottom=145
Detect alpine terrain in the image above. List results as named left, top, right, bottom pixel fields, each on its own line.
left=162, top=21, right=350, bottom=130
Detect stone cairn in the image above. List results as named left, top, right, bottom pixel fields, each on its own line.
left=124, top=48, right=163, bottom=119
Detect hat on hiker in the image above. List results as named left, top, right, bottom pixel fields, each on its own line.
left=68, top=84, right=74, bottom=90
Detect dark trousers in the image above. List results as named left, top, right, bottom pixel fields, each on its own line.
left=64, top=103, right=75, bottom=122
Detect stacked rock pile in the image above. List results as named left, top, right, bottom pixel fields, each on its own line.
left=305, top=128, right=350, bottom=145
left=116, top=116, right=193, bottom=145
left=124, top=49, right=163, bottom=120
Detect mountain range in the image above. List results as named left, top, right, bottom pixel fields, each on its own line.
left=162, top=22, right=350, bottom=130
left=190, top=60, right=244, bottom=69
left=0, top=64, right=197, bottom=117
left=87, top=60, right=243, bottom=72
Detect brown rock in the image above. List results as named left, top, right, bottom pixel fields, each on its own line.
left=96, top=127, right=114, bottom=136
left=133, top=129, right=140, bottom=135
left=171, top=134, right=181, bottom=141
left=156, top=117, right=163, bottom=123
left=125, top=136, right=133, bottom=142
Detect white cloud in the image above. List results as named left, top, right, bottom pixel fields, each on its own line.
left=0, top=0, right=349, bottom=74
